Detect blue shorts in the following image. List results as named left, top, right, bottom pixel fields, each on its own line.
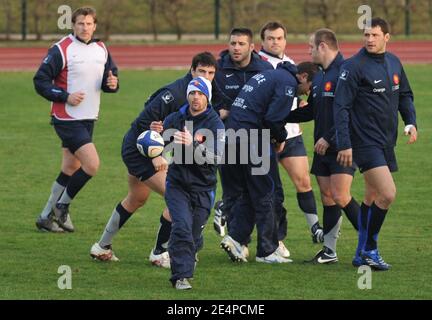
left=121, top=129, right=157, bottom=181
left=353, top=146, right=398, bottom=173
left=278, top=135, right=307, bottom=159
left=52, top=118, right=94, bottom=154
left=311, top=152, right=356, bottom=177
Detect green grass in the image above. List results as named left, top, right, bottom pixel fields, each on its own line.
left=0, top=66, right=431, bottom=300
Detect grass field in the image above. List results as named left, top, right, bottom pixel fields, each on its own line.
left=0, top=66, right=431, bottom=300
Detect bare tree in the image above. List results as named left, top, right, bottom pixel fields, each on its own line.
left=158, top=0, right=186, bottom=40
left=317, top=0, right=343, bottom=29
left=303, top=0, right=310, bottom=32
left=1, top=0, right=13, bottom=40
left=378, top=0, right=405, bottom=34
left=32, top=0, right=52, bottom=40
left=147, top=0, right=158, bottom=41
left=226, top=0, right=236, bottom=31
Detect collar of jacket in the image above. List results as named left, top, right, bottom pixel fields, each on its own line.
left=219, top=49, right=268, bottom=72
left=179, top=103, right=213, bottom=119
left=71, top=33, right=100, bottom=45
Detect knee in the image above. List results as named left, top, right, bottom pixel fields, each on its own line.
left=123, top=194, right=147, bottom=213
left=320, top=190, right=334, bottom=206
left=294, top=175, right=311, bottom=192
left=378, top=188, right=396, bottom=207
left=82, top=160, right=100, bottom=176
left=163, top=208, right=171, bottom=222
left=331, top=190, right=351, bottom=208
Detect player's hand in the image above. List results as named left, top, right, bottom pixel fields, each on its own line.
left=152, top=156, right=168, bottom=172
left=150, top=121, right=163, bottom=133
left=336, top=148, right=352, bottom=167
left=174, top=127, right=193, bottom=146
left=274, top=141, right=285, bottom=153
left=299, top=99, right=308, bottom=108
left=106, top=70, right=118, bottom=90
left=67, top=91, right=85, bottom=106
left=314, top=137, right=330, bottom=155
left=219, top=109, right=230, bottom=120
left=404, top=125, right=417, bottom=144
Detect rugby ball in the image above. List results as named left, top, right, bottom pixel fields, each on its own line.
left=136, top=130, right=164, bottom=158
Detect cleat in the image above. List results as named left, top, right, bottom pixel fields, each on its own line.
left=173, top=278, right=192, bottom=290
left=213, top=200, right=226, bottom=237
left=305, top=246, right=338, bottom=264
left=276, top=241, right=290, bottom=258
left=220, top=235, right=247, bottom=262
left=256, top=250, right=293, bottom=264
left=311, top=222, right=324, bottom=243
left=35, top=211, right=64, bottom=233
left=53, top=203, right=74, bottom=232
left=149, top=250, right=170, bottom=269
left=361, top=249, right=391, bottom=271
left=90, top=242, right=120, bottom=262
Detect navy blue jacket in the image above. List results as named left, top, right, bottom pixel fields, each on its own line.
left=131, top=72, right=220, bottom=135
left=287, top=53, right=344, bottom=152
left=163, top=105, right=225, bottom=191
left=213, top=50, right=273, bottom=112
left=225, top=61, right=298, bottom=143
left=33, top=36, right=118, bottom=103
left=131, top=72, right=193, bottom=135
left=334, top=47, right=416, bottom=150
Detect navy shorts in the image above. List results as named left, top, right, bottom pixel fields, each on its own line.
left=353, top=146, right=398, bottom=173
left=121, top=129, right=157, bottom=181
left=52, top=118, right=94, bottom=154
left=278, top=135, right=307, bottom=159
left=311, top=152, right=356, bottom=177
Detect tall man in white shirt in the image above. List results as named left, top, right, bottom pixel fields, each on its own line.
left=34, top=7, right=119, bottom=233
left=258, top=21, right=324, bottom=245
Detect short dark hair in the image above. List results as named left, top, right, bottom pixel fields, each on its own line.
left=297, top=61, right=319, bottom=82
left=72, top=7, right=97, bottom=24
left=260, top=21, right=287, bottom=40
left=370, top=17, right=390, bottom=35
left=230, top=28, right=253, bottom=43
left=191, top=51, right=217, bottom=71
left=314, top=28, right=338, bottom=51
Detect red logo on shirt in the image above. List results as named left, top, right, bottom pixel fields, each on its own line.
left=393, top=74, right=400, bottom=85
left=324, top=81, right=332, bottom=92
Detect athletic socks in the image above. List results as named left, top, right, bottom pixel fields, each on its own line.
left=57, top=167, right=92, bottom=205
left=297, top=191, right=320, bottom=230
left=99, top=203, right=132, bottom=249
left=40, top=172, right=70, bottom=218
left=365, top=202, right=388, bottom=251
left=323, top=205, right=342, bottom=253
left=153, top=214, right=172, bottom=255
left=342, top=197, right=360, bottom=231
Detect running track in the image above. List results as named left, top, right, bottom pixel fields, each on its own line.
left=0, top=41, right=431, bottom=71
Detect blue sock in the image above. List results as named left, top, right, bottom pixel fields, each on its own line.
left=365, top=203, right=388, bottom=251
left=355, top=203, right=369, bottom=258
left=342, top=197, right=359, bottom=231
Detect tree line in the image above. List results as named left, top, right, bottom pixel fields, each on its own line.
left=1, top=0, right=431, bottom=41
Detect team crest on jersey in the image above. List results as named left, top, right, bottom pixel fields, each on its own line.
left=161, top=91, right=174, bottom=104
left=324, top=81, right=332, bottom=92
left=393, top=74, right=400, bottom=85
left=285, top=86, right=295, bottom=97
left=339, top=69, right=349, bottom=80
left=43, top=55, right=52, bottom=64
